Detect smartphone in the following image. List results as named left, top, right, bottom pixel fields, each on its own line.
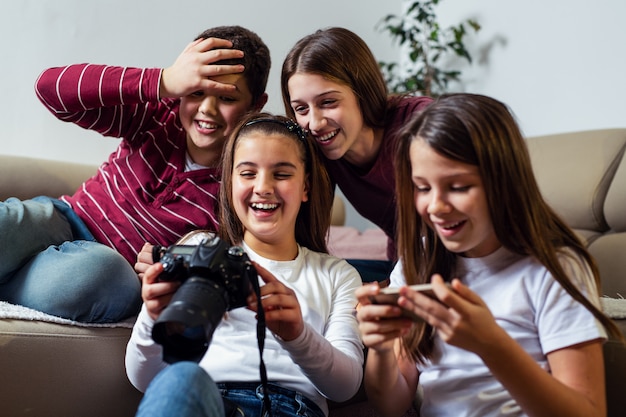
left=369, top=283, right=442, bottom=305
left=368, top=283, right=449, bottom=321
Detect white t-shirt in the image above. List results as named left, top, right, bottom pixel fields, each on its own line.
left=126, top=243, right=364, bottom=416
left=390, top=246, right=606, bottom=417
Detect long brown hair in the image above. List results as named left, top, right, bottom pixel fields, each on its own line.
left=281, top=26, right=399, bottom=129
left=394, top=93, right=622, bottom=362
left=218, top=112, right=333, bottom=253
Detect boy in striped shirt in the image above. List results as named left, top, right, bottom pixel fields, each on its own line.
left=0, top=26, right=270, bottom=323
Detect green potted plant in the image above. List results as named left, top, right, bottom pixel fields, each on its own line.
left=378, top=0, right=481, bottom=97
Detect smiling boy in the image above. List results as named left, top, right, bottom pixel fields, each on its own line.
left=0, top=26, right=270, bottom=323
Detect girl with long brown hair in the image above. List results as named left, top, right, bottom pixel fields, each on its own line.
left=356, top=93, right=620, bottom=417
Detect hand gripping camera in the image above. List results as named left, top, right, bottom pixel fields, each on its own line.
left=151, top=235, right=257, bottom=363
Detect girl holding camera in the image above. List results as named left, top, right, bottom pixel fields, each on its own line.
left=126, top=113, right=364, bottom=417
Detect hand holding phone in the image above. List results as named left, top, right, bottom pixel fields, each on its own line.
left=368, top=283, right=450, bottom=321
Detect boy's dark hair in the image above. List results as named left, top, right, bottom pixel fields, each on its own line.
left=196, top=26, right=270, bottom=105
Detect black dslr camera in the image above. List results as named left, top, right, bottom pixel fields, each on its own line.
left=151, top=235, right=257, bottom=363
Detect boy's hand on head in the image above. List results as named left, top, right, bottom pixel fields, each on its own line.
left=247, top=261, right=305, bottom=341
left=160, top=37, right=245, bottom=99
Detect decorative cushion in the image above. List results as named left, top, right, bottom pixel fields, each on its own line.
left=327, top=226, right=388, bottom=261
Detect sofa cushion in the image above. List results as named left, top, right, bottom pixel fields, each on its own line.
left=604, top=146, right=626, bottom=232
left=526, top=129, right=626, bottom=235
left=589, top=233, right=626, bottom=298
left=0, top=318, right=142, bottom=417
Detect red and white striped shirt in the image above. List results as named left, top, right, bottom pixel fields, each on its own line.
left=35, top=64, right=220, bottom=264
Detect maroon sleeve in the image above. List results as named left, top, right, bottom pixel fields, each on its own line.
left=34, top=64, right=164, bottom=138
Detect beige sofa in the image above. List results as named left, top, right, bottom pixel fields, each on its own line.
left=1, top=128, right=625, bottom=417
left=0, top=157, right=144, bottom=416
left=526, top=129, right=626, bottom=417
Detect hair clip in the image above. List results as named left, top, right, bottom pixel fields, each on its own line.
left=283, top=119, right=308, bottom=142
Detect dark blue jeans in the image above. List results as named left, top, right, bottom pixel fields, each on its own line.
left=346, top=259, right=395, bottom=285
left=218, top=382, right=325, bottom=417
left=136, top=362, right=325, bottom=417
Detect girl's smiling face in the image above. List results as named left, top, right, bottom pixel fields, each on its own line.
left=232, top=132, right=309, bottom=248
left=410, top=139, right=500, bottom=258
left=287, top=73, right=366, bottom=162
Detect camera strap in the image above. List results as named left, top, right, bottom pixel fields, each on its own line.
left=247, top=262, right=273, bottom=417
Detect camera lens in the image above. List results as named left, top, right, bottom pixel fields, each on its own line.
left=152, top=276, right=229, bottom=363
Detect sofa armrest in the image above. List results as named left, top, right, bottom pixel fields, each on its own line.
left=0, top=154, right=98, bottom=200
left=0, top=319, right=142, bottom=417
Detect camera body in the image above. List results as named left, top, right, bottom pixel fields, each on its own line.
left=155, top=234, right=254, bottom=310
left=151, top=234, right=256, bottom=363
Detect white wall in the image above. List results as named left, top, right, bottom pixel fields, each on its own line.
left=1, top=0, right=403, bottom=165
left=2, top=0, right=625, bottom=230
left=437, top=0, right=626, bottom=137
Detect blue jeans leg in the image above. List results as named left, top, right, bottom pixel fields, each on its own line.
left=0, top=197, right=141, bottom=322
left=136, top=362, right=225, bottom=417
left=0, top=240, right=141, bottom=322
left=0, top=197, right=73, bottom=279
